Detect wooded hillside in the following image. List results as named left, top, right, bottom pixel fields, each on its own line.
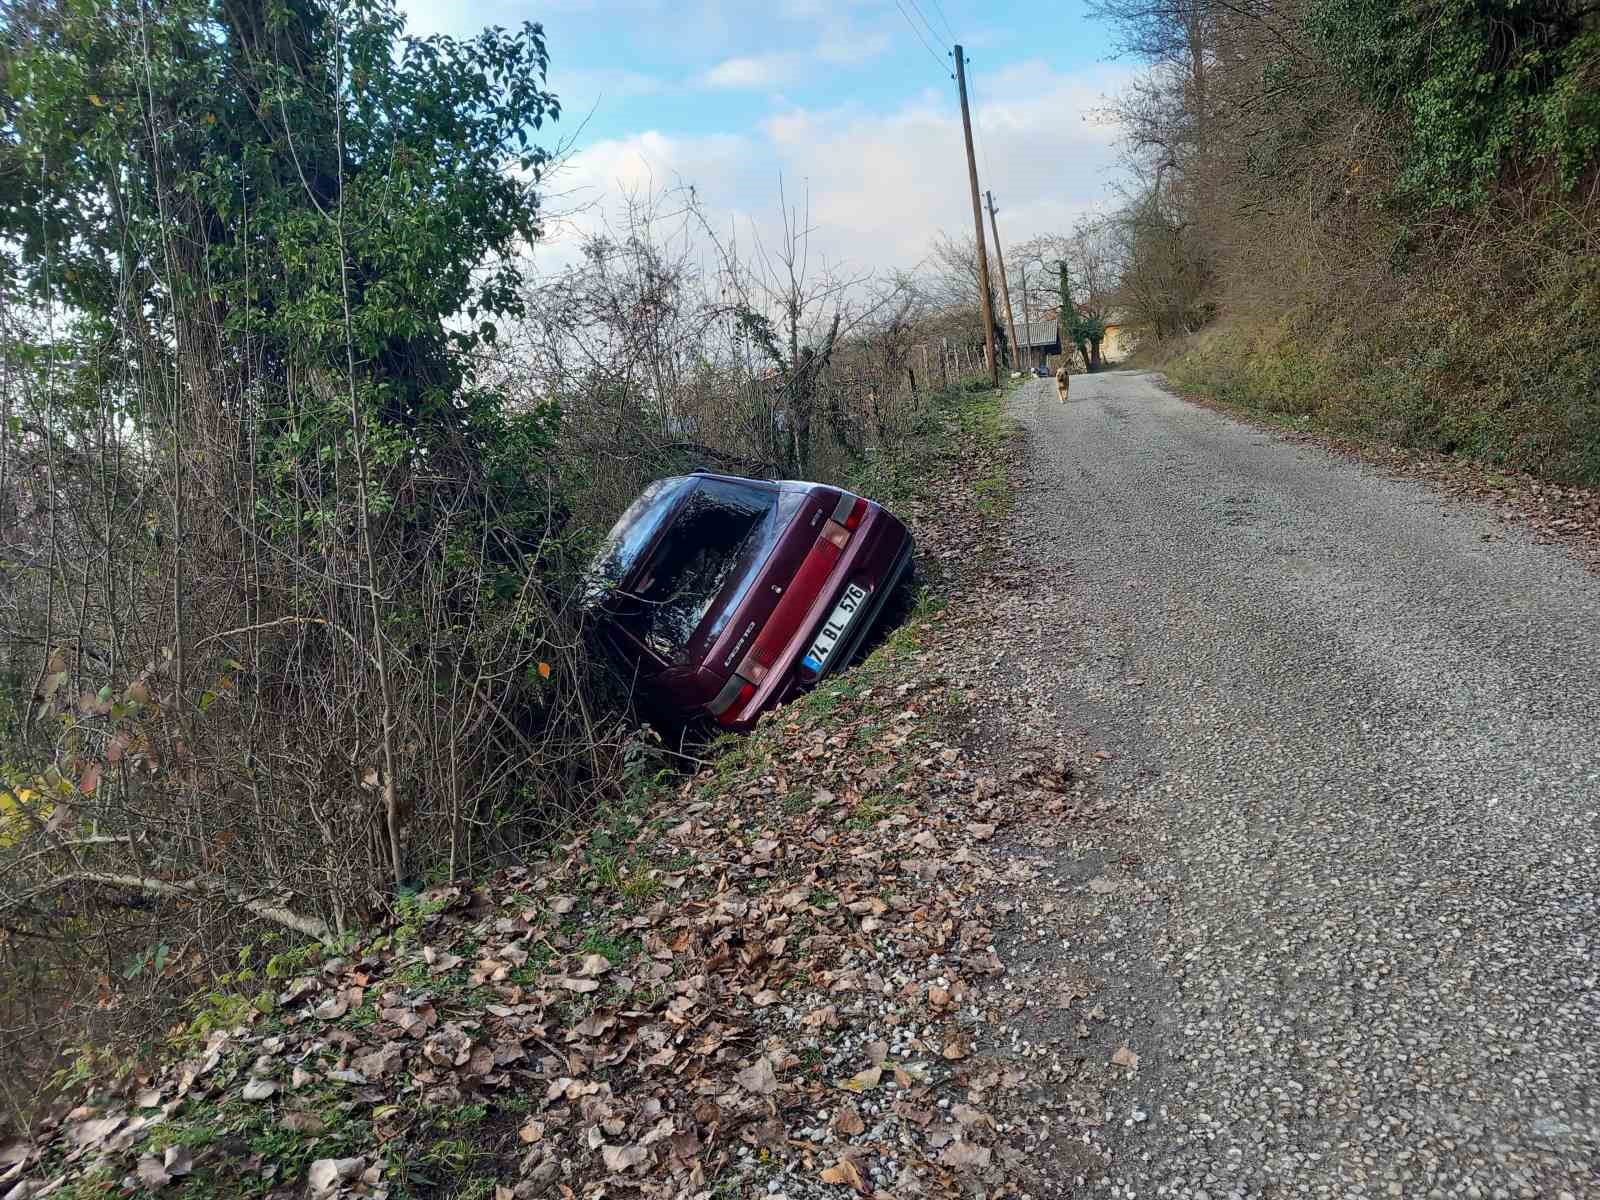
left=1096, top=0, right=1600, bottom=483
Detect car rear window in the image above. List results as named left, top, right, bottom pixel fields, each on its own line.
left=585, top=476, right=694, bottom=604
left=627, top=479, right=780, bottom=665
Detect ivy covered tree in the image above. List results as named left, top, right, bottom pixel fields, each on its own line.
left=3, top=0, right=558, bottom=439
left=1058, top=261, right=1105, bottom=372
left=1305, top=0, right=1600, bottom=206
left=0, top=0, right=584, bottom=952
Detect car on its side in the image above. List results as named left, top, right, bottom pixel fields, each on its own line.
left=583, top=471, right=915, bottom=732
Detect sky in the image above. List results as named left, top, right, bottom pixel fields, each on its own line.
left=396, top=0, right=1131, bottom=282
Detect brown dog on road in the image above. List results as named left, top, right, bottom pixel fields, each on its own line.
left=1055, top=364, right=1070, bottom=403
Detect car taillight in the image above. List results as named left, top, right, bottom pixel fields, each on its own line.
left=749, top=537, right=842, bottom=668
left=715, top=681, right=757, bottom=726
left=844, top=497, right=868, bottom=531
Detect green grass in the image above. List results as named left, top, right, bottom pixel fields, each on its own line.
left=847, top=793, right=902, bottom=829
left=974, top=472, right=1009, bottom=518
left=849, top=376, right=1016, bottom=507
left=577, top=929, right=639, bottom=965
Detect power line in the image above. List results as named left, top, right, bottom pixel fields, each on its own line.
left=894, top=0, right=952, bottom=77
left=903, top=0, right=948, bottom=50
left=926, top=0, right=958, bottom=43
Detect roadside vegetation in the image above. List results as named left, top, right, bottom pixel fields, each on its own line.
left=0, top=375, right=1031, bottom=1198
left=1087, top=0, right=1600, bottom=486
left=0, top=0, right=1044, bottom=1113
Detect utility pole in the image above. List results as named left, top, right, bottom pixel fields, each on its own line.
left=954, top=46, right=999, bottom=388
left=1020, top=265, right=1030, bottom=372
left=985, top=190, right=1020, bottom=380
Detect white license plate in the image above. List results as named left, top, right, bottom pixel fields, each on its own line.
left=801, top=583, right=869, bottom=675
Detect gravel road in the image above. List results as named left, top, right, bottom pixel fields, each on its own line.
left=991, top=371, right=1600, bottom=1198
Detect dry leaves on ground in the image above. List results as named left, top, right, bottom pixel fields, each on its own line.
left=4, top=390, right=1098, bottom=1200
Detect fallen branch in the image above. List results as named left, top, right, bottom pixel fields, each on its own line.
left=0, top=835, right=136, bottom=880
left=19, top=872, right=331, bottom=941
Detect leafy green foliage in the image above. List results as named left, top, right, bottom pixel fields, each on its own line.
left=1306, top=0, right=1600, bottom=204
left=3, top=0, right=557, bottom=373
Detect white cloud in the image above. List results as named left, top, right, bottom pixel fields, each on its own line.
left=542, top=59, right=1130, bottom=278
left=699, top=31, right=890, bottom=90
left=701, top=53, right=800, bottom=89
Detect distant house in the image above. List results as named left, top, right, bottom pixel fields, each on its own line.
left=1100, top=311, right=1132, bottom=363
left=1016, top=320, right=1060, bottom=370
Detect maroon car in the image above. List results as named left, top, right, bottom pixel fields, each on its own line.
left=584, top=471, right=915, bottom=731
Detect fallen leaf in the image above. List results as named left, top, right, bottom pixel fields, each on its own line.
left=940, top=1140, right=992, bottom=1169
left=735, top=1056, right=778, bottom=1096
left=819, top=1157, right=866, bottom=1191
left=423, top=1025, right=473, bottom=1068
left=600, top=1143, right=647, bottom=1172
left=576, top=954, right=612, bottom=978
left=241, top=1079, right=278, bottom=1101
left=307, top=1157, right=365, bottom=1196
left=423, top=947, right=463, bottom=973
left=134, top=1155, right=171, bottom=1189
left=280, top=1112, right=327, bottom=1134
left=838, top=1066, right=881, bottom=1092
left=896, top=1060, right=932, bottom=1084
left=354, top=1042, right=405, bottom=1079
left=952, top=1103, right=990, bottom=1128
left=802, top=1005, right=838, bottom=1028
left=517, top=1118, right=545, bottom=1144
left=1111, top=1044, right=1140, bottom=1070
left=833, top=1106, right=865, bottom=1137
left=382, top=1004, right=436, bottom=1037
left=163, top=1147, right=192, bottom=1178
left=572, top=1012, right=614, bottom=1039
left=639, top=1117, right=676, bottom=1148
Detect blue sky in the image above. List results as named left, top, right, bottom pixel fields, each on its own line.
left=398, top=0, right=1131, bottom=276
